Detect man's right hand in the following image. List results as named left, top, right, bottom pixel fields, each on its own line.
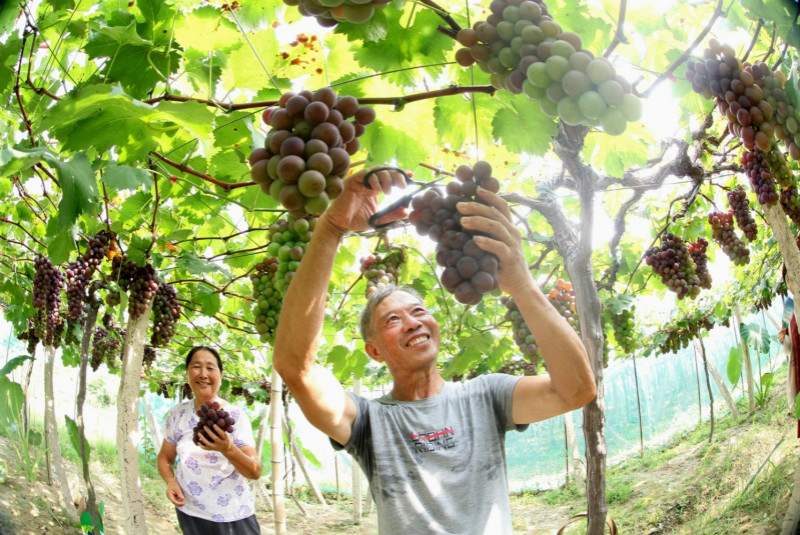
left=322, top=166, right=408, bottom=234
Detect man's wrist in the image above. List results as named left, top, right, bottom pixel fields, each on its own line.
left=317, top=214, right=347, bottom=241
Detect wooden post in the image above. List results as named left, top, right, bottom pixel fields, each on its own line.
left=282, top=416, right=327, bottom=505
left=44, top=344, right=77, bottom=521
left=270, top=368, right=286, bottom=535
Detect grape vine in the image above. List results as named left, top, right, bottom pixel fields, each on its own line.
left=360, top=249, right=404, bottom=297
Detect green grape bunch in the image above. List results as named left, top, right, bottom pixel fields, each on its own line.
left=454, top=0, right=642, bottom=134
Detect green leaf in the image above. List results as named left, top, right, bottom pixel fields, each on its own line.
left=795, top=393, right=800, bottom=420
left=0, top=377, right=23, bottom=430
left=194, top=286, right=221, bottom=316
left=83, top=23, right=180, bottom=99
left=176, top=253, right=231, bottom=277
left=726, top=346, right=743, bottom=385
left=492, top=95, right=556, bottom=155
left=80, top=511, right=93, bottom=533
left=102, top=164, right=152, bottom=191
left=0, top=145, right=59, bottom=178
left=65, top=415, right=91, bottom=464
left=742, top=322, right=770, bottom=354
left=47, top=229, right=76, bottom=265
left=0, top=355, right=33, bottom=377
left=46, top=153, right=99, bottom=231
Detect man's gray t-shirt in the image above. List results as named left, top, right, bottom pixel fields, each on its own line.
left=332, top=373, right=527, bottom=535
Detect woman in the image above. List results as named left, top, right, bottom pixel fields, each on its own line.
left=157, top=346, right=262, bottom=535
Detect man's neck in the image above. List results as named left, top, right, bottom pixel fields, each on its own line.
left=390, top=371, right=445, bottom=401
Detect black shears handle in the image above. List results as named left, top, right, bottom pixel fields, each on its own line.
left=362, top=166, right=418, bottom=229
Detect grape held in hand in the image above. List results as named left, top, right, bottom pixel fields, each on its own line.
left=193, top=401, right=236, bottom=445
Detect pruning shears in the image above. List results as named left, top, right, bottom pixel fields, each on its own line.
left=362, top=166, right=446, bottom=229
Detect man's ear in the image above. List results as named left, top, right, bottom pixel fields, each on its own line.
left=365, top=341, right=384, bottom=363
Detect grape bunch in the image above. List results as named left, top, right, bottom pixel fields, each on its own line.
left=151, top=283, right=180, bottom=348
left=360, top=250, right=404, bottom=296
left=408, top=161, right=501, bottom=305
left=143, top=345, right=156, bottom=369
left=64, top=231, right=114, bottom=321
left=454, top=0, right=642, bottom=134
left=780, top=184, right=800, bottom=228
left=643, top=233, right=701, bottom=300
left=32, top=255, right=65, bottom=345
left=708, top=211, right=750, bottom=265
left=192, top=401, right=236, bottom=445
left=281, top=0, right=390, bottom=26
left=251, top=257, right=281, bottom=344
left=496, top=359, right=538, bottom=376
left=17, top=322, right=40, bottom=356
left=502, top=296, right=542, bottom=364
left=547, top=279, right=579, bottom=333
left=90, top=326, right=122, bottom=372
left=609, top=306, right=636, bottom=355
left=741, top=149, right=779, bottom=206
left=249, top=88, right=376, bottom=218
left=688, top=238, right=712, bottom=290
left=251, top=216, right=316, bottom=342
left=726, top=185, right=757, bottom=241
left=111, top=256, right=160, bottom=319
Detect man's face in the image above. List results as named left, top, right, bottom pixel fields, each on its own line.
left=364, top=290, right=441, bottom=371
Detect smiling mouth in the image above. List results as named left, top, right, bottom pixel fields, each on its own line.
left=407, top=335, right=429, bottom=347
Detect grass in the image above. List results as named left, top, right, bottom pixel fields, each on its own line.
left=514, top=360, right=794, bottom=534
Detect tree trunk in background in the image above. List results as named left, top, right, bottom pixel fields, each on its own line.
left=697, top=338, right=715, bottom=443
left=697, top=339, right=739, bottom=418
left=116, top=300, right=152, bottom=535
left=44, top=344, right=77, bottom=521
left=77, top=303, right=100, bottom=534
left=563, top=411, right=584, bottom=494
left=256, top=399, right=270, bottom=460
left=762, top=203, right=800, bottom=535
left=282, top=416, right=326, bottom=505
left=631, top=354, right=644, bottom=458
left=141, top=394, right=162, bottom=448
left=22, top=356, right=34, bottom=436
left=270, top=368, right=286, bottom=535
left=352, top=378, right=363, bottom=523
left=733, top=306, right=755, bottom=413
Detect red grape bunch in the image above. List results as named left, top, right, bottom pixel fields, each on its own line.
left=685, top=40, right=794, bottom=157
left=151, top=283, right=180, bottom=348
left=193, top=401, right=236, bottom=445
left=503, top=296, right=542, bottom=364
left=726, top=185, right=757, bottom=241
left=547, top=279, right=579, bottom=333
left=64, top=231, right=114, bottom=321
left=740, top=149, right=778, bottom=206
left=408, top=161, right=502, bottom=305
left=643, top=233, right=701, bottom=300
left=708, top=211, right=750, bottom=265
left=688, top=238, right=712, bottom=290
left=90, top=325, right=122, bottom=372
left=248, top=88, right=376, bottom=218
left=454, top=0, right=642, bottom=134
left=32, top=254, right=64, bottom=345
left=281, top=0, right=391, bottom=26
left=111, top=256, right=160, bottom=319
left=496, top=359, right=538, bottom=376
left=360, top=250, right=404, bottom=296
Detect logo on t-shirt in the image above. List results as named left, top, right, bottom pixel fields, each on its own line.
left=409, top=427, right=455, bottom=452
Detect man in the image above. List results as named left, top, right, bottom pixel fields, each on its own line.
left=273, top=166, right=596, bottom=534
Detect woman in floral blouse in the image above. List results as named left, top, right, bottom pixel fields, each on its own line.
left=157, top=346, right=262, bottom=535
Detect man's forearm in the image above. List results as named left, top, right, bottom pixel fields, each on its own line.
left=510, top=279, right=595, bottom=403
left=273, top=215, right=346, bottom=375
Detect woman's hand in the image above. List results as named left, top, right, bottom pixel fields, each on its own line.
left=322, top=166, right=408, bottom=234
left=166, top=479, right=186, bottom=507
left=197, top=423, right=235, bottom=454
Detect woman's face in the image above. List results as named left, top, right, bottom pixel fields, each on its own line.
left=186, top=349, right=221, bottom=405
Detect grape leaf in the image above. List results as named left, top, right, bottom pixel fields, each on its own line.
left=102, top=164, right=152, bottom=191
left=46, top=152, right=98, bottom=231
left=492, top=95, right=556, bottom=156
left=65, top=415, right=91, bottom=464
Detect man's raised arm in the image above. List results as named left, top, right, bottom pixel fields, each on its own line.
left=272, top=167, right=407, bottom=445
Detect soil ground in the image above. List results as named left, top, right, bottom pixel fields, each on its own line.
left=0, top=377, right=794, bottom=535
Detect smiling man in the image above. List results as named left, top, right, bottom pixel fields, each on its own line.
left=273, top=166, right=596, bottom=535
